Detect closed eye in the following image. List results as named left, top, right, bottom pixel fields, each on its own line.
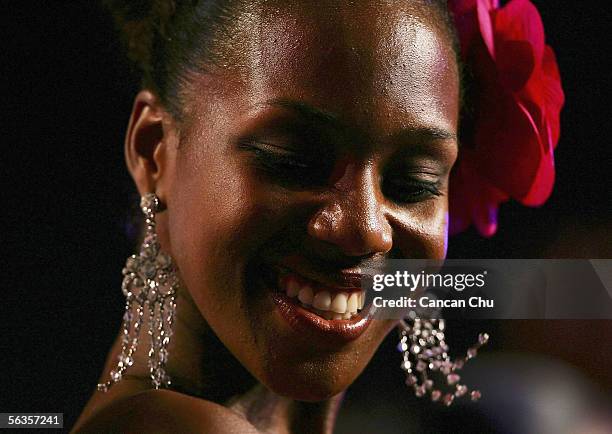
left=382, top=175, right=443, bottom=204
left=238, top=140, right=331, bottom=188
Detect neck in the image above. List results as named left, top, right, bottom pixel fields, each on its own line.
left=229, top=384, right=343, bottom=434
left=158, top=286, right=344, bottom=434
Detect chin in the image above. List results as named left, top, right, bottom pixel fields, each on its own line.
left=257, top=357, right=362, bottom=402
left=266, top=375, right=351, bottom=402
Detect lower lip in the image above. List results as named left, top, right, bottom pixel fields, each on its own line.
left=270, top=291, right=373, bottom=344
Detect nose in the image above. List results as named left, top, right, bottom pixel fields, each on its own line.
left=307, top=162, right=393, bottom=258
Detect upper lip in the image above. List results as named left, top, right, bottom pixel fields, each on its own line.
left=275, top=259, right=378, bottom=290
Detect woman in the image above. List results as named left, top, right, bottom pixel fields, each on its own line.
left=73, top=0, right=562, bottom=432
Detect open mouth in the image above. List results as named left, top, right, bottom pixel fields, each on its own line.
left=254, top=262, right=374, bottom=342
left=276, top=271, right=366, bottom=321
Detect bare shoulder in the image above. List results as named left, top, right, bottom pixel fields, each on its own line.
left=73, top=389, right=259, bottom=434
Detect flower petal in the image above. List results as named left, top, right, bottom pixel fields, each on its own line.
left=447, top=0, right=564, bottom=236
left=477, top=0, right=496, bottom=57
left=473, top=90, right=544, bottom=201
left=522, top=46, right=565, bottom=146
left=515, top=101, right=555, bottom=206
left=449, top=153, right=509, bottom=237
left=496, top=40, right=535, bottom=91
left=493, top=0, right=545, bottom=65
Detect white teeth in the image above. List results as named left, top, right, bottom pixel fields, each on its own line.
left=279, top=274, right=367, bottom=319
left=286, top=279, right=300, bottom=298
left=330, top=292, right=348, bottom=313
left=347, top=292, right=359, bottom=313
left=313, top=291, right=332, bottom=310
left=298, top=286, right=314, bottom=305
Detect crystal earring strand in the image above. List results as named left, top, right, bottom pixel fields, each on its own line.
left=398, top=318, right=489, bottom=406
left=97, top=193, right=179, bottom=392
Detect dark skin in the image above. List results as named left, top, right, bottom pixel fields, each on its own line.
left=74, top=1, right=459, bottom=433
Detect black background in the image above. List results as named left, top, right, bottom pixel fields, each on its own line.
left=2, top=1, right=611, bottom=431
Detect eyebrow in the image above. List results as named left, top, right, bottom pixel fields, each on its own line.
left=393, top=127, right=457, bottom=144
left=261, top=98, right=457, bottom=143
left=262, top=98, right=341, bottom=125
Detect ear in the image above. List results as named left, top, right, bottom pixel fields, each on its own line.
left=125, top=90, right=177, bottom=203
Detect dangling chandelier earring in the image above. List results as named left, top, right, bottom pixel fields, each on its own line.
left=398, top=318, right=489, bottom=406
left=98, top=193, right=179, bottom=392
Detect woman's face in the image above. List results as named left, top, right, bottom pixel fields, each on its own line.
left=158, top=0, right=459, bottom=400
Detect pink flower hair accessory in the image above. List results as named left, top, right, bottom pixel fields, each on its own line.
left=447, top=0, right=565, bottom=236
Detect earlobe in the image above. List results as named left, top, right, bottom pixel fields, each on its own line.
left=125, top=90, right=174, bottom=198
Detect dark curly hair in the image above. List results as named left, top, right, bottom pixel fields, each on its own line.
left=104, top=0, right=460, bottom=119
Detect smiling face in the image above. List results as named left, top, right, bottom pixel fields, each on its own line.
left=147, top=0, right=459, bottom=401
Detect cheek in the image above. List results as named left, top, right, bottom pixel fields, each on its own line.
left=391, top=199, right=450, bottom=260
left=163, top=135, right=286, bottom=376
left=164, top=131, right=263, bottom=312
left=162, top=87, right=274, bottom=292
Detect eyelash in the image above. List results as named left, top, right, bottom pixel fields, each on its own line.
left=241, top=141, right=443, bottom=202
left=382, top=178, right=443, bottom=203
left=239, top=142, right=325, bottom=187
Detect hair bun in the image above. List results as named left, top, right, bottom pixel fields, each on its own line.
left=104, top=0, right=176, bottom=77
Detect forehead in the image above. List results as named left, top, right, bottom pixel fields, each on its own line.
left=212, top=0, right=459, bottom=135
